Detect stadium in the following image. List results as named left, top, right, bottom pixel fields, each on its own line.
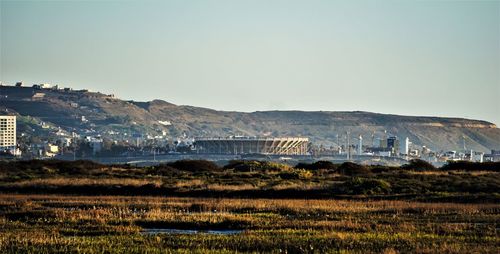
left=194, top=137, right=309, bottom=155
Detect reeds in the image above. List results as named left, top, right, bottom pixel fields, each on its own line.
left=0, top=194, right=498, bottom=253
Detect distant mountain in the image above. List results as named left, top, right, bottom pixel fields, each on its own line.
left=1, top=85, right=499, bottom=152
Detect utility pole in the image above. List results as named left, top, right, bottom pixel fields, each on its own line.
left=371, top=131, right=375, bottom=147
left=71, top=136, right=77, bottom=161
left=462, top=135, right=467, bottom=152
left=346, top=131, right=350, bottom=160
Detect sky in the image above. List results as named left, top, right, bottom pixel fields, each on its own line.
left=1, top=0, right=499, bottom=125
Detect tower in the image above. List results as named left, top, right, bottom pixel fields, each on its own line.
left=0, top=115, right=16, bottom=152
left=358, top=135, right=363, bottom=155
left=346, top=131, right=350, bottom=160
left=400, top=137, right=409, bottom=156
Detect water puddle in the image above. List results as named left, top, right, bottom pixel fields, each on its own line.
left=142, top=228, right=244, bottom=235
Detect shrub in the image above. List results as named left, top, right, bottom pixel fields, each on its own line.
left=401, top=159, right=436, bottom=171
left=223, top=160, right=291, bottom=172
left=224, top=160, right=264, bottom=172
left=298, top=169, right=313, bottom=180
left=338, top=162, right=371, bottom=176
left=147, top=164, right=179, bottom=175
left=278, top=169, right=313, bottom=180
left=0, top=159, right=105, bottom=176
left=265, top=162, right=291, bottom=172
left=167, top=160, right=220, bottom=172
left=441, top=161, right=500, bottom=172
left=370, top=165, right=397, bottom=173
left=295, top=161, right=338, bottom=171
left=341, top=177, right=392, bottom=195
left=278, top=171, right=298, bottom=180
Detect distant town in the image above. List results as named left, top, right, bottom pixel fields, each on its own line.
left=1, top=81, right=499, bottom=165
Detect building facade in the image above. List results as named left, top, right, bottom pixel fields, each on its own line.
left=194, top=137, right=309, bottom=155
left=400, top=137, right=410, bottom=155
left=0, top=115, right=16, bottom=152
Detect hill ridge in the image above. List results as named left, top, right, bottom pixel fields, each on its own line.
left=1, top=85, right=499, bottom=152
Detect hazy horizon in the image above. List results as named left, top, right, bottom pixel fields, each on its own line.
left=1, top=0, right=499, bottom=125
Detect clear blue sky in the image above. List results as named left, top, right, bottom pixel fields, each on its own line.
left=1, top=0, right=499, bottom=125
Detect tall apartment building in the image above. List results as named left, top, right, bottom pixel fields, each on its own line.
left=0, top=115, right=16, bottom=151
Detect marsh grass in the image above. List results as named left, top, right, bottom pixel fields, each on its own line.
left=0, top=160, right=498, bottom=252
left=7, top=177, right=163, bottom=188
left=1, top=160, right=499, bottom=204
left=0, top=194, right=498, bottom=253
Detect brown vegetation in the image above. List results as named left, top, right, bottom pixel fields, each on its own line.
left=0, top=194, right=498, bottom=253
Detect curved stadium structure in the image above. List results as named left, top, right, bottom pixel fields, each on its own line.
left=194, top=137, right=309, bottom=155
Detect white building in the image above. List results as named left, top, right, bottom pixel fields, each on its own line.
left=40, top=83, right=52, bottom=89
left=86, top=136, right=103, bottom=155
left=0, top=115, right=16, bottom=152
left=45, top=144, right=59, bottom=157
left=472, top=152, right=484, bottom=163
left=358, top=135, right=363, bottom=155
left=400, top=137, right=410, bottom=155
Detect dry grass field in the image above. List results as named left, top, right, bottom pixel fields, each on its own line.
left=0, top=159, right=498, bottom=253
left=0, top=194, right=498, bottom=253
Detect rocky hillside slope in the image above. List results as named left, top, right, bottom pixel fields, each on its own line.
left=1, top=86, right=499, bottom=152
